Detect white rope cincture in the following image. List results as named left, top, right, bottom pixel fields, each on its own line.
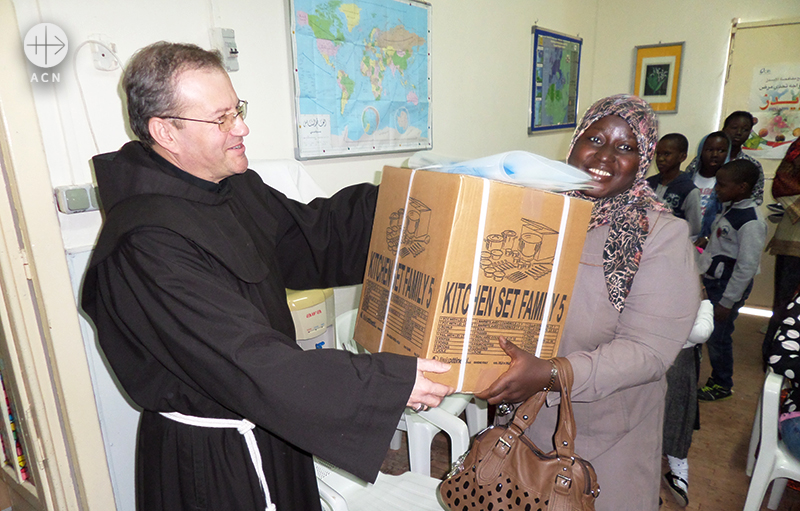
left=534, top=194, right=571, bottom=358
left=456, top=179, right=491, bottom=392
left=160, top=412, right=277, bottom=511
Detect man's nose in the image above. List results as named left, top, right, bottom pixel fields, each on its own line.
left=230, top=116, right=249, bottom=137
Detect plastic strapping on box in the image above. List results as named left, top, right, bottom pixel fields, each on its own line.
left=534, top=195, right=571, bottom=358
left=456, top=179, right=491, bottom=392
left=379, top=169, right=418, bottom=351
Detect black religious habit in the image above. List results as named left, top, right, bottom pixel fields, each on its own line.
left=81, top=141, right=417, bottom=511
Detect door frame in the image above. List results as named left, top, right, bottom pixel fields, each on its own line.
left=0, top=1, right=117, bottom=509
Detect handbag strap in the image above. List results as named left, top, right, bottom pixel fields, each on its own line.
left=508, top=358, right=579, bottom=510
left=476, top=357, right=578, bottom=494
left=547, top=358, right=578, bottom=510
left=551, top=358, right=576, bottom=459
left=510, top=358, right=575, bottom=450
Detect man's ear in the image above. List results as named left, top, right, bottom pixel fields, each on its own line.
left=149, top=117, right=180, bottom=152
left=679, top=152, right=688, bottom=164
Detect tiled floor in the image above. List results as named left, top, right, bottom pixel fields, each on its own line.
left=380, top=313, right=800, bottom=510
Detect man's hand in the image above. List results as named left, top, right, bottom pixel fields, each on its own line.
left=474, top=337, right=557, bottom=404
left=406, top=358, right=454, bottom=411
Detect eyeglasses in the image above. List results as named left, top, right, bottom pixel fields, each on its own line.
left=165, top=99, right=248, bottom=133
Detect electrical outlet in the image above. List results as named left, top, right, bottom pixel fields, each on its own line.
left=55, top=184, right=99, bottom=214
left=89, top=34, right=118, bottom=71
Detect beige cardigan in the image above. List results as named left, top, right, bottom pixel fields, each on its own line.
left=527, top=210, right=700, bottom=511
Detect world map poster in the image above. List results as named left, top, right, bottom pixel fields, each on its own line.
left=529, top=27, right=582, bottom=133
left=290, top=0, right=431, bottom=158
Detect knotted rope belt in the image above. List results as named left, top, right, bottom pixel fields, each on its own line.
left=160, top=412, right=277, bottom=511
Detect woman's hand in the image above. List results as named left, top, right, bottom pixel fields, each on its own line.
left=713, top=302, right=732, bottom=323
left=406, top=358, right=454, bottom=411
left=474, top=337, right=559, bottom=404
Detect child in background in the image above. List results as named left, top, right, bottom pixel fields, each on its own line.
left=647, top=133, right=702, bottom=237
left=686, top=131, right=731, bottom=239
left=662, top=297, right=714, bottom=507
left=722, top=111, right=764, bottom=205
left=697, top=160, right=768, bottom=401
left=656, top=133, right=711, bottom=506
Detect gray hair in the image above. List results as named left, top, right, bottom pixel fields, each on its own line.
left=122, top=42, right=225, bottom=145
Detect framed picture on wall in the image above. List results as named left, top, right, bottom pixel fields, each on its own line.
left=528, top=26, right=582, bottom=133
left=633, top=42, right=684, bottom=113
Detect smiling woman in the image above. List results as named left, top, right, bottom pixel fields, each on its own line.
left=476, top=94, right=701, bottom=511
left=564, top=94, right=675, bottom=311
left=568, top=114, right=640, bottom=199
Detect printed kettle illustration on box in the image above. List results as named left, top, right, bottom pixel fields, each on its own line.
left=480, top=219, right=559, bottom=283
left=387, top=197, right=431, bottom=258
left=355, top=167, right=592, bottom=392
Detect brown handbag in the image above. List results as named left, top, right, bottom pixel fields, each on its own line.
left=438, top=357, right=600, bottom=511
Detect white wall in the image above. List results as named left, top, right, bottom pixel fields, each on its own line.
left=16, top=0, right=800, bottom=245
left=13, top=0, right=603, bottom=315
left=14, top=0, right=602, bottom=213
left=9, top=0, right=800, bottom=507
left=591, top=1, right=800, bottom=307
left=422, top=1, right=598, bottom=162
left=10, top=1, right=602, bottom=507
left=592, top=0, right=800, bottom=160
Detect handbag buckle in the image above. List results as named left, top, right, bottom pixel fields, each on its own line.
left=556, top=473, right=572, bottom=488
left=488, top=435, right=512, bottom=457
left=493, top=435, right=513, bottom=454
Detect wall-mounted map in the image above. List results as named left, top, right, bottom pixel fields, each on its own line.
left=290, top=0, right=431, bottom=159
left=529, top=26, right=582, bottom=134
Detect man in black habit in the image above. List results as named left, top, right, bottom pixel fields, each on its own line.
left=81, top=41, right=454, bottom=511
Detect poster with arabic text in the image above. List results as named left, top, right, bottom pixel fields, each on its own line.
left=744, top=64, right=800, bottom=160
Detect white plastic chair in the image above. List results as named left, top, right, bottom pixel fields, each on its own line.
left=315, top=457, right=444, bottom=511
left=404, top=399, right=472, bottom=476
left=744, top=369, right=800, bottom=510
left=248, top=158, right=328, bottom=202
left=747, top=372, right=768, bottom=478
left=334, top=309, right=486, bottom=475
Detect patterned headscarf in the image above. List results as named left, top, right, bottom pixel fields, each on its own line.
left=566, top=94, right=670, bottom=312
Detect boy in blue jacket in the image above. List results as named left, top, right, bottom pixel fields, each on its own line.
left=647, top=133, right=702, bottom=237
left=697, top=159, right=767, bottom=401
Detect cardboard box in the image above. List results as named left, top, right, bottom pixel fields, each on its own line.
left=354, top=167, right=592, bottom=393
